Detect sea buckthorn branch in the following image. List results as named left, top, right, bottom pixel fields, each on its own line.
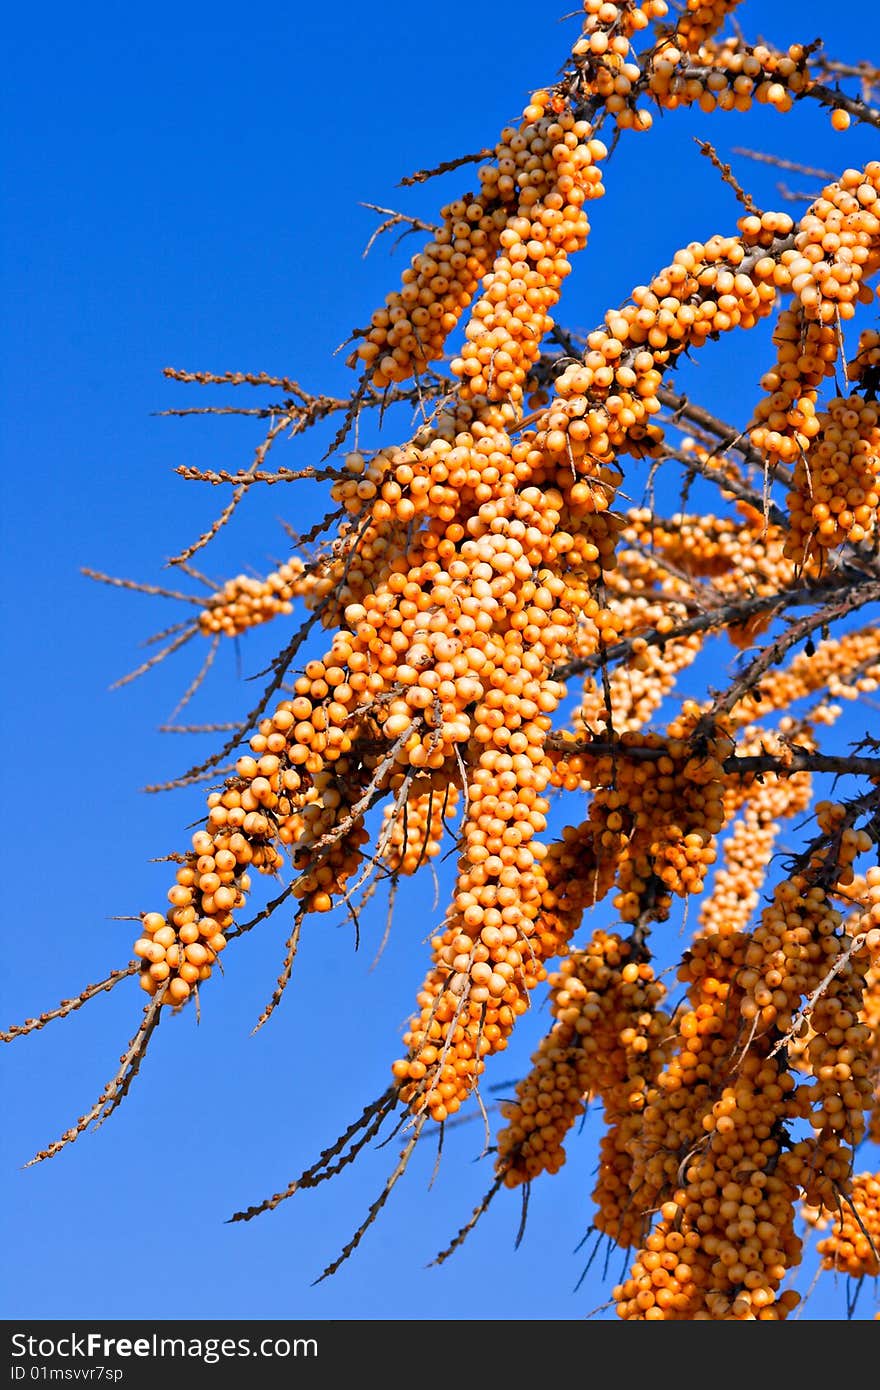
left=376, top=783, right=459, bottom=879
left=13, top=0, right=880, bottom=1317
left=731, top=148, right=836, bottom=182
left=107, top=626, right=200, bottom=693
left=804, top=1172, right=880, bottom=1280
left=708, top=576, right=880, bottom=719
left=174, top=463, right=349, bottom=485
left=815, top=59, right=880, bottom=105
left=25, top=988, right=168, bottom=1166
left=162, top=371, right=456, bottom=442
left=546, top=732, right=880, bottom=782
left=733, top=621, right=880, bottom=724
left=546, top=328, right=789, bottom=486
left=352, top=3, right=677, bottom=393
left=770, top=925, right=874, bottom=1063
left=159, top=509, right=380, bottom=789
left=555, top=572, right=877, bottom=683
left=800, top=82, right=880, bottom=132
left=655, top=384, right=793, bottom=486
left=644, top=33, right=880, bottom=131
left=16, top=722, right=427, bottom=1159
left=162, top=367, right=317, bottom=392
left=494, top=932, right=671, bottom=1225
left=398, top=148, right=495, bottom=188
left=693, top=137, right=758, bottom=213
left=608, top=789, right=880, bottom=1318
left=0, top=964, right=140, bottom=1043
left=80, top=569, right=206, bottom=607
left=311, top=1111, right=430, bottom=1284
left=695, top=760, right=813, bottom=944
left=360, top=204, right=442, bottom=258
left=168, top=412, right=295, bottom=567
left=228, top=1084, right=401, bottom=1223
left=862, top=956, right=880, bottom=1145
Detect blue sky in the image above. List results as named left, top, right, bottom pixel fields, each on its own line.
left=2, top=0, right=879, bottom=1323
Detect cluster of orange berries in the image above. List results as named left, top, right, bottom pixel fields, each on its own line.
left=862, top=959, right=880, bottom=1145
left=649, top=39, right=811, bottom=117
left=614, top=925, right=807, bottom=1317
left=804, top=1172, right=880, bottom=1278
left=673, top=0, right=743, bottom=55
left=539, top=212, right=816, bottom=484
left=135, top=814, right=275, bottom=1003
left=569, top=1, right=668, bottom=134
left=391, top=803, right=651, bottom=1124
left=575, top=630, right=702, bottom=737
left=495, top=931, right=668, bottom=1192
left=577, top=0, right=667, bottom=43
left=607, top=800, right=880, bottom=1318
left=391, top=749, right=555, bottom=1123
left=749, top=308, right=837, bottom=470
left=288, top=760, right=373, bottom=915
left=617, top=1139, right=806, bottom=1319
left=562, top=531, right=702, bottom=738
left=548, top=713, right=730, bottom=922
left=450, top=115, right=606, bottom=403
left=356, top=0, right=648, bottom=393
left=789, top=167, right=880, bottom=323
left=622, top=503, right=794, bottom=648
left=355, top=197, right=509, bottom=387
left=735, top=804, right=872, bottom=1035
left=785, top=392, right=880, bottom=562
left=197, top=560, right=305, bottom=638
left=730, top=809, right=876, bottom=1219
left=696, top=768, right=812, bottom=942
left=848, top=328, right=880, bottom=389
left=736, top=623, right=880, bottom=724
left=598, top=708, right=731, bottom=922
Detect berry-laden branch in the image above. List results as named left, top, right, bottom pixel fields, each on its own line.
left=8, top=0, right=880, bottom=1320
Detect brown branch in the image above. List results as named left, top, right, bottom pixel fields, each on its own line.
left=398, top=148, right=493, bottom=186
left=157, top=405, right=291, bottom=418
left=769, top=932, right=869, bottom=1058
left=360, top=203, right=441, bottom=258
left=555, top=578, right=857, bottom=683
left=163, top=368, right=313, bottom=396
left=81, top=569, right=206, bottom=607
left=141, top=762, right=237, bottom=794
left=228, top=1085, right=399, bottom=1221
left=251, top=909, right=305, bottom=1033
left=226, top=881, right=298, bottom=941
left=694, top=138, right=758, bottom=213
left=25, top=989, right=167, bottom=1165
left=711, top=578, right=880, bottom=718
left=656, top=386, right=793, bottom=488
left=430, top=1173, right=505, bottom=1266
left=164, top=600, right=332, bottom=787
left=547, top=732, right=880, bottom=781
left=158, top=721, right=241, bottom=734
left=109, top=625, right=199, bottom=690
left=653, top=446, right=788, bottom=529
left=312, top=1112, right=428, bottom=1283
left=806, top=82, right=880, bottom=130
left=730, top=148, right=835, bottom=181
left=174, top=463, right=347, bottom=487
left=1, top=964, right=139, bottom=1043
left=167, top=414, right=292, bottom=566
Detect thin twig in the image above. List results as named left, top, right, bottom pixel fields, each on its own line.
left=1, top=964, right=139, bottom=1043
left=25, top=989, right=167, bottom=1165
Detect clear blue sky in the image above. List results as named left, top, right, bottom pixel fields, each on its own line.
left=2, top=0, right=879, bottom=1323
